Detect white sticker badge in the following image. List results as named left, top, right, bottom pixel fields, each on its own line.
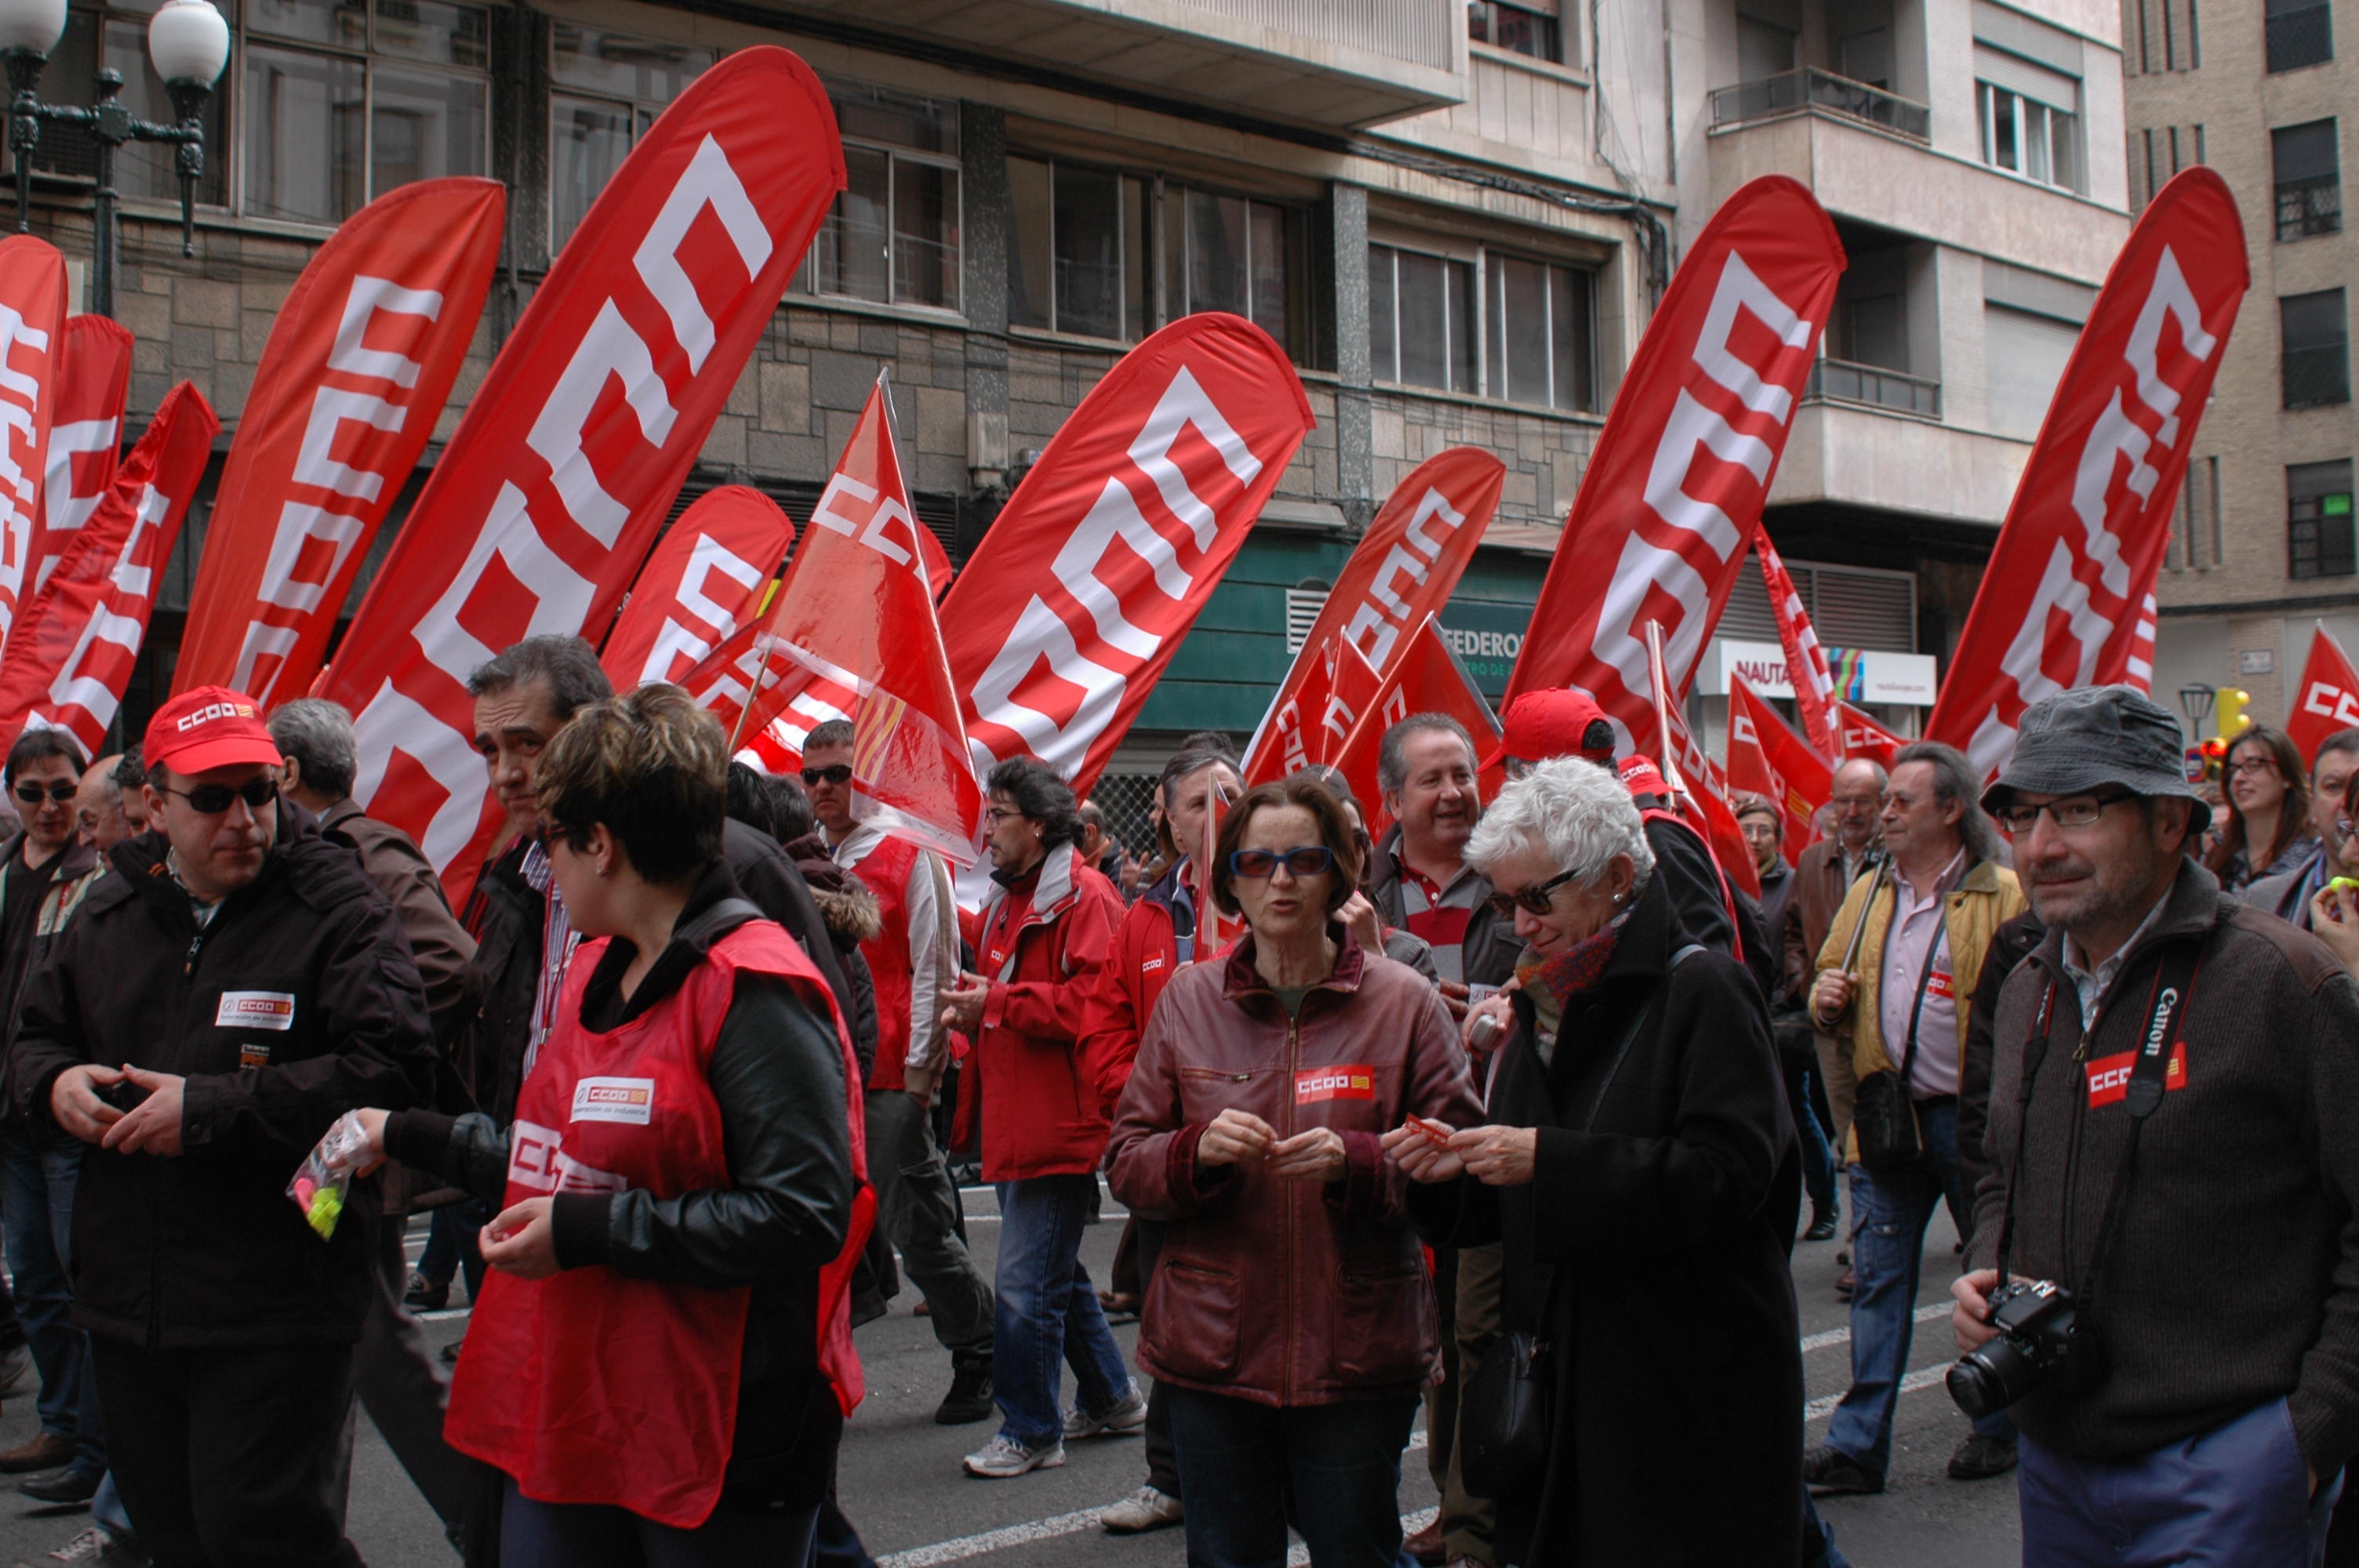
left=572, top=1076, right=655, bottom=1126
left=216, top=991, right=295, bottom=1031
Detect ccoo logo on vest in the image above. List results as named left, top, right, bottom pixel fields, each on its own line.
left=572, top=1076, right=655, bottom=1126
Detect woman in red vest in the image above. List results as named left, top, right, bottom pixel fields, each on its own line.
left=347, top=684, right=869, bottom=1565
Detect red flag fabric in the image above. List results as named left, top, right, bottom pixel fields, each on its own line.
left=1641, top=619, right=1760, bottom=900
left=34, top=316, right=133, bottom=597
left=322, top=49, right=845, bottom=900
left=724, top=376, right=981, bottom=865
left=1754, top=529, right=1838, bottom=760
left=1730, top=673, right=1831, bottom=862
left=1502, top=177, right=1841, bottom=752
left=0, top=383, right=218, bottom=753
left=939, top=314, right=1313, bottom=799
left=1925, top=169, right=2248, bottom=778
left=2288, top=623, right=2359, bottom=767
left=1244, top=636, right=1336, bottom=789
left=916, top=522, right=953, bottom=601
left=601, top=486, right=794, bottom=688
left=1190, top=775, right=1241, bottom=956
left=1837, top=702, right=1903, bottom=770
left=0, top=238, right=68, bottom=658
left=172, top=179, right=506, bottom=706
left=1241, top=448, right=1503, bottom=778
left=1332, top=616, right=1502, bottom=830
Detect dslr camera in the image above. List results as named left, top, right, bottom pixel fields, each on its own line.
left=1947, top=1278, right=2098, bottom=1419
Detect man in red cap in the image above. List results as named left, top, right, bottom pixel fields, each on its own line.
left=9, top=685, right=436, bottom=1568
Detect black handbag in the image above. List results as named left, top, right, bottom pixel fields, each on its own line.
left=1850, top=897, right=1948, bottom=1176
left=1458, top=945, right=1701, bottom=1500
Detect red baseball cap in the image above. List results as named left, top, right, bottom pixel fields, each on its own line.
left=1618, top=753, right=1673, bottom=800
left=1482, top=688, right=1618, bottom=770
left=144, top=686, right=282, bottom=776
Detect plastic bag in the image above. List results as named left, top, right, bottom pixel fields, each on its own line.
left=288, top=1110, right=370, bottom=1240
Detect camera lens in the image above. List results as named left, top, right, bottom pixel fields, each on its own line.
left=1947, top=1341, right=2034, bottom=1421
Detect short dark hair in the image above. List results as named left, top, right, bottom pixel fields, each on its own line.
left=1157, top=735, right=1241, bottom=858
left=1078, top=801, right=1106, bottom=833
left=111, top=747, right=143, bottom=790
left=769, top=772, right=815, bottom=843
left=534, top=684, right=725, bottom=885
left=1733, top=794, right=1782, bottom=835
left=986, top=757, right=1078, bottom=848
left=804, top=719, right=856, bottom=753
left=725, top=760, right=776, bottom=839
left=1891, top=740, right=2004, bottom=864
left=466, top=635, right=613, bottom=722
left=6, top=728, right=86, bottom=786
left=1211, top=776, right=1361, bottom=919
left=1378, top=713, right=1475, bottom=796
left=2316, top=728, right=2359, bottom=771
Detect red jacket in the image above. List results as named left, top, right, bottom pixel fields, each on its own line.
left=1078, top=862, right=1194, bottom=1118
left=1106, top=930, right=1482, bottom=1407
left=835, top=829, right=954, bottom=1095
left=968, top=843, right=1123, bottom=1181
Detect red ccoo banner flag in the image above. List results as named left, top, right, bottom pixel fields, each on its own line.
left=1241, top=448, right=1503, bottom=779
left=1837, top=701, right=1903, bottom=769
left=1503, top=176, right=1842, bottom=752
left=939, top=313, right=1313, bottom=800
left=173, top=179, right=506, bottom=707
left=600, top=485, right=794, bottom=688
left=1926, top=169, right=2248, bottom=778
left=0, top=238, right=67, bottom=659
left=1332, top=615, right=1501, bottom=832
left=1243, top=634, right=1382, bottom=788
left=34, top=316, right=133, bottom=597
left=1728, top=673, right=1831, bottom=862
left=1754, top=528, right=1838, bottom=760
left=321, top=49, right=845, bottom=899
left=0, top=383, right=218, bottom=753
left=2287, top=622, right=2359, bottom=767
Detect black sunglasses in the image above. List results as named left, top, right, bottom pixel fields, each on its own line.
left=163, top=778, right=278, bottom=816
left=1227, top=845, right=1336, bottom=879
left=11, top=781, right=75, bottom=805
left=801, top=764, right=853, bottom=787
left=1485, top=866, right=1586, bottom=918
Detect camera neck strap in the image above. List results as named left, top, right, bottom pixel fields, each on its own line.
left=1995, top=936, right=2201, bottom=1320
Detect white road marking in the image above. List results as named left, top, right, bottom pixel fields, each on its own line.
left=1805, top=1361, right=1952, bottom=1422
left=875, top=1506, right=1109, bottom=1566
left=1800, top=1301, right=1952, bottom=1354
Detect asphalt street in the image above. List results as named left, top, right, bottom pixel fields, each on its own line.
left=0, top=1183, right=2019, bottom=1567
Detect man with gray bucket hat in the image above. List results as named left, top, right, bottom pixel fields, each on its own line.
left=1954, top=684, right=2359, bottom=1563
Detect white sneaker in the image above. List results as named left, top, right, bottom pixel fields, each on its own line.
left=962, top=1433, right=1066, bottom=1479
left=1100, top=1484, right=1184, bottom=1534
left=20, top=1528, right=147, bottom=1566
left=1063, top=1383, right=1148, bottom=1439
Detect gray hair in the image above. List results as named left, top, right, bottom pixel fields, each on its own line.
left=1832, top=757, right=1888, bottom=795
left=1466, top=757, right=1655, bottom=895
left=267, top=699, right=358, bottom=800
left=1891, top=741, right=2003, bottom=864
left=466, top=634, right=613, bottom=720
left=1378, top=713, right=1476, bottom=796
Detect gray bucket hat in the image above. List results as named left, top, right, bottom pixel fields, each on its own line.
left=1979, top=684, right=2212, bottom=834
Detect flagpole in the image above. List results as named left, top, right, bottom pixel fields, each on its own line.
left=1645, top=619, right=1688, bottom=798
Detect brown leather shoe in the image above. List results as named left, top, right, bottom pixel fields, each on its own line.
left=1834, top=1267, right=1856, bottom=1301
left=0, top=1432, right=71, bottom=1474
left=1403, top=1520, right=1447, bottom=1566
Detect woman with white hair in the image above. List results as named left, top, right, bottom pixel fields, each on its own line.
left=1384, top=757, right=1802, bottom=1566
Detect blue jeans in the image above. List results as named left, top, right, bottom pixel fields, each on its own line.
left=990, top=1175, right=1131, bottom=1448
left=1804, top=1491, right=1852, bottom=1568
left=418, top=1200, right=486, bottom=1302
left=1, top=1127, right=101, bottom=1476
left=2017, top=1398, right=2339, bottom=1566
left=1165, top=1385, right=1417, bottom=1568
left=502, top=1480, right=819, bottom=1567
left=1826, top=1098, right=2013, bottom=1475
left=1786, top=1058, right=1838, bottom=1216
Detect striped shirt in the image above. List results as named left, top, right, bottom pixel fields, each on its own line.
left=518, top=840, right=579, bottom=1078
left=1394, top=855, right=1483, bottom=986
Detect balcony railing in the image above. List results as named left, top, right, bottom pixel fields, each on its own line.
left=2277, top=173, right=2343, bottom=241
left=1808, top=358, right=1943, bottom=419
left=2267, top=3, right=2334, bottom=72
left=1708, top=67, right=1931, bottom=143
left=2284, top=344, right=2352, bottom=408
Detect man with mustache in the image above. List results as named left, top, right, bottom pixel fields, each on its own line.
left=1957, top=685, right=2359, bottom=1563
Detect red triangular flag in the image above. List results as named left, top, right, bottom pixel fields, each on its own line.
left=2287, top=623, right=2359, bottom=768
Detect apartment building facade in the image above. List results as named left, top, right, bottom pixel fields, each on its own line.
left=16, top=0, right=2124, bottom=833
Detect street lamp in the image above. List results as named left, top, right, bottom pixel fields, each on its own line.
left=1, top=0, right=228, bottom=319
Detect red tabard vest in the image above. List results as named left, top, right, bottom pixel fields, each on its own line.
left=443, top=920, right=874, bottom=1530
left=1640, top=805, right=1745, bottom=963
left=844, top=833, right=919, bottom=1093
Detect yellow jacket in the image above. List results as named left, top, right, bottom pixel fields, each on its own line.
left=1813, top=856, right=2028, bottom=1092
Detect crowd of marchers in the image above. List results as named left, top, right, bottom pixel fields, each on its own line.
left=0, top=649, right=2346, bottom=1568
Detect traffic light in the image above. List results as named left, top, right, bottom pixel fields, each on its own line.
left=2199, top=735, right=2229, bottom=780
left=2216, top=688, right=2252, bottom=744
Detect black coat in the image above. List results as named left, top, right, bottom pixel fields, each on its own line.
left=1408, top=874, right=1803, bottom=1566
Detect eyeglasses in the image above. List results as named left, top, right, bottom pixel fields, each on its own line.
left=11, top=782, right=74, bottom=805
left=801, top=764, right=852, bottom=787
left=162, top=778, right=278, bottom=816
left=2228, top=757, right=2279, bottom=779
left=1995, top=792, right=2134, bottom=833
left=1227, top=845, right=1336, bottom=879
left=1485, top=866, right=1586, bottom=917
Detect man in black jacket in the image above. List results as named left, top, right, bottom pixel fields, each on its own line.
left=8, top=686, right=436, bottom=1568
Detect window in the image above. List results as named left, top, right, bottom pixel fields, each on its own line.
left=1169, top=187, right=1296, bottom=350
left=2267, top=0, right=2332, bottom=73
left=1005, top=158, right=1147, bottom=341
left=22, top=0, right=230, bottom=205
left=2274, top=119, right=2341, bottom=241
left=548, top=25, right=713, bottom=255
left=2129, top=0, right=2202, bottom=73
left=242, top=0, right=489, bottom=225
left=795, top=81, right=960, bottom=312
left=2289, top=459, right=2356, bottom=579
left=1467, top=0, right=1561, bottom=64
left=1484, top=252, right=1594, bottom=412
left=1976, top=73, right=2079, bottom=191
left=1984, top=305, right=2080, bottom=439
left=2282, top=290, right=2350, bottom=408
left=1369, top=243, right=1475, bottom=394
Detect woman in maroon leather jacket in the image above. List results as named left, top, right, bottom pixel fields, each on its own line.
left=1107, top=775, right=1480, bottom=1568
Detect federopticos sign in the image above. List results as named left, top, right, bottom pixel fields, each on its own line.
left=1701, top=638, right=1939, bottom=708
